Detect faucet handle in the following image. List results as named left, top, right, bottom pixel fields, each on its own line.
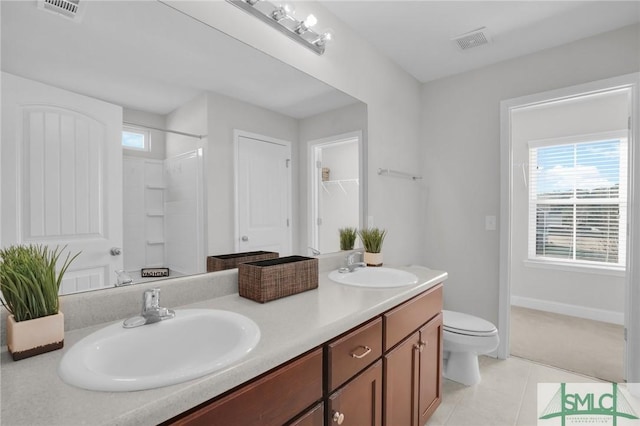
left=346, top=252, right=355, bottom=265
left=142, top=288, right=161, bottom=313
left=346, top=252, right=363, bottom=265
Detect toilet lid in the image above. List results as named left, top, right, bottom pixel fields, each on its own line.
left=443, top=310, right=497, bottom=336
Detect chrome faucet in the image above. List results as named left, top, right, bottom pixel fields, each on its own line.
left=123, top=288, right=175, bottom=328
left=115, top=269, right=133, bottom=287
left=339, top=252, right=367, bottom=273
left=308, top=246, right=321, bottom=256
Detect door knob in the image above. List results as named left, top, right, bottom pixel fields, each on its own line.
left=332, top=411, right=345, bottom=425
left=110, top=247, right=122, bottom=256
left=241, top=236, right=249, bottom=242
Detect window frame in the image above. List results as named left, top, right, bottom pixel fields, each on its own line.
left=527, top=130, right=628, bottom=271
left=122, top=125, right=151, bottom=152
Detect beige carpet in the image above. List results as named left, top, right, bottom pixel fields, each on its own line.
left=510, top=306, right=624, bottom=382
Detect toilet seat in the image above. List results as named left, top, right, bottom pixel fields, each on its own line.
left=443, top=310, right=497, bottom=337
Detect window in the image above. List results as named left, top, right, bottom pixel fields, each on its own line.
left=528, top=132, right=628, bottom=269
left=122, top=126, right=150, bottom=151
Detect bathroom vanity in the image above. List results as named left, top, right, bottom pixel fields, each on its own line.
left=0, top=265, right=446, bottom=425
left=167, top=283, right=443, bottom=426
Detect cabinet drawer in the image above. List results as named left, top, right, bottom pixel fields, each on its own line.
left=170, top=348, right=323, bottom=426
left=384, top=283, right=442, bottom=351
left=327, top=317, right=382, bottom=392
left=287, top=402, right=324, bottom=426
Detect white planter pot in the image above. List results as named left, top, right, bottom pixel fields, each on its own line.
left=7, top=312, right=64, bottom=361
left=364, top=252, right=383, bottom=267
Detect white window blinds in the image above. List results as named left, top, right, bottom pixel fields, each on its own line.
left=528, top=132, right=628, bottom=268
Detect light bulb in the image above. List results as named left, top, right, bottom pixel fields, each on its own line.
left=295, top=13, right=318, bottom=34
left=272, top=3, right=294, bottom=21
left=303, top=14, right=317, bottom=28
left=282, top=3, right=295, bottom=15
left=314, top=29, right=333, bottom=47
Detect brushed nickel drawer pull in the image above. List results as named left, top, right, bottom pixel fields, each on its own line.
left=350, top=345, right=372, bottom=359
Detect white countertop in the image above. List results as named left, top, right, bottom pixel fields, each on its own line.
left=0, top=266, right=446, bottom=426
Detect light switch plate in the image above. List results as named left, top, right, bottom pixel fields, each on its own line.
left=485, top=215, right=497, bottom=231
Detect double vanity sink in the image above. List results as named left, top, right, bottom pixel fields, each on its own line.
left=2, top=263, right=446, bottom=426
left=58, top=266, right=420, bottom=392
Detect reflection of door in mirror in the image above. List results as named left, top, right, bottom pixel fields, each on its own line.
left=235, top=132, right=292, bottom=255
left=310, top=132, right=361, bottom=254
left=1, top=73, right=123, bottom=294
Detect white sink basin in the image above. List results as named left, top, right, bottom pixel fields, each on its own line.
left=58, top=309, right=260, bottom=392
left=328, top=267, right=419, bottom=288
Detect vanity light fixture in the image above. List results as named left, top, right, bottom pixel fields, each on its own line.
left=226, top=0, right=333, bottom=55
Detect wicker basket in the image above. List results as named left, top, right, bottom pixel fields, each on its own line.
left=238, top=256, right=319, bottom=303
left=207, top=251, right=279, bottom=272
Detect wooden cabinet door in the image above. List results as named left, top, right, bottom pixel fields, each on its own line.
left=328, top=360, right=382, bottom=426
left=384, top=331, right=420, bottom=426
left=288, top=402, right=324, bottom=426
left=418, top=313, right=443, bottom=425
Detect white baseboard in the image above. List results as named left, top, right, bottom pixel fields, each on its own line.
left=511, top=295, right=624, bottom=325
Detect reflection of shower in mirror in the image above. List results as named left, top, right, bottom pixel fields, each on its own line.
left=122, top=149, right=205, bottom=290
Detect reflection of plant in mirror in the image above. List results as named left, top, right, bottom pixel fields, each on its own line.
left=0, top=245, right=80, bottom=322
left=339, top=227, right=357, bottom=251
left=358, top=228, right=387, bottom=254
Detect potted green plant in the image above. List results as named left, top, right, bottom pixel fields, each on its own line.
left=339, top=227, right=357, bottom=251
left=358, top=227, right=387, bottom=267
left=0, top=244, right=79, bottom=361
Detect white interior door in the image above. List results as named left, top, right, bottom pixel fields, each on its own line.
left=236, top=133, right=291, bottom=255
left=1, top=73, right=123, bottom=294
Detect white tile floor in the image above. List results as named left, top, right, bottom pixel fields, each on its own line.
left=426, top=356, right=601, bottom=426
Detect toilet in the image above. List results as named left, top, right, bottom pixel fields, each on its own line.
left=442, top=310, right=499, bottom=386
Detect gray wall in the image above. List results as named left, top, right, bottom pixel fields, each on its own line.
left=421, top=24, right=640, bottom=325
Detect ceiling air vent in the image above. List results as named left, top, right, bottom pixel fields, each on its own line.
left=452, top=27, right=491, bottom=50
left=38, top=0, right=85, bottom=22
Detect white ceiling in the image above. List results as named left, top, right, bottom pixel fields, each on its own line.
left=3, top=1, right=638, bottom=117
left=320, top=1, right=640, bottom=83
left=1, top=1, right=357, bottom=117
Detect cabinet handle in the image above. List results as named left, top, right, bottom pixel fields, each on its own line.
left=350, top=345, right=372, bottom=359
left=413, top=341, right=427, bottom=352
left=420, top=340, right=427, bottom=351
left=332, top=411, right=345, bottom=425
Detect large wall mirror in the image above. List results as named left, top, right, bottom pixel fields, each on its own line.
left=1, top=1, right=367, bottom=295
